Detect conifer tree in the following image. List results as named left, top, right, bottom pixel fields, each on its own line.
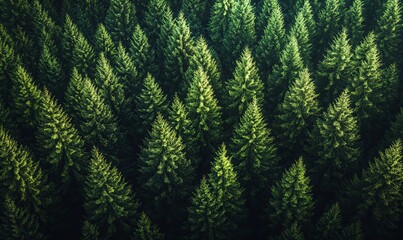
left=275, top=69, right=320, bottom=159
left=84, top=148, right=139, bottom=238
left=316, top=29, right=354, bottom=105
left=298, top=0, right=316, bottom=42
left=382, top=108, right=403, bottom=148
left=135, top=74, right=168, bottom=137
left=256, top=0, right=281, bottom=36
left=230, top=99, right=280, bottom=203
left=129, top=24, right=157, bottom=82
left=61, top=15, right=80, bottom=68
left=38, top=41, right=64, bottom=98
left=71, top=33, right=96, bottom=78
left=113, top=42, right=139, bottom=99
left=188, top=177, right=225, bottom=239
left=31, top=0, right=59, bottom=50
left=289, top=10, right=312, bottom=68
left=0, top=197, right=43, bottom=240
left=104, top=0, right=137, bottom=46
left=134, top=212, right=164, bottom=240
left=344, top=0, right=364, bottom=47
left=267, top=36, right=304, bottom=111
left=163, top=13, right=194, bottom=95
left=81, top=220, right=100, bottom=240
left=339, top=221, right=363, bottom=240
left=378, top=64, right=399, bottom=117
left=375, top=0, right=402, bottom=65
left=144, top=0, right=173, bottom=43
left=223, top=0, right=256, bottom=68
left=93, top=23, right=117, bottom=61
left=36, top=89, right=86, bottom=185
left=185, top=67, right=222, bottom=160
left=138, top=114, right=193, bottom=229
left=0, top=101, right=17, bottom=135
left=274, top=222, right=305, bottom=240
left=315, top=203, right=342, bottom=240
left=255, top=3, right=286, bottom=75
left=309, top=90, right=360, bottom=200
left=181, top=0, right=207, bottom=36
left=208, top=0, right=235, bottom=51
left=268, top=158, right=314, bottom=229
left=225, top=48, right=264, bottom=125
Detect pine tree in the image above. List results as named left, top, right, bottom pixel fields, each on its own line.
left=223, top=0, right=256, bottom=68
left=207, top=144, right=245, bottom=237
left=134, top=212, right=164, bottom=240
left=163, top=13, right=194, bottom=95
left=104, top=0, right=137, bottom=46
left=256, top=0, right=280, bottom=36
left=81, top=220, right=100, bottom=240
left=298, top=0, right=316, bottom=42
left=268, top=158, right=314, bottom=229
left=378, top=64, right=399, bottom=117
left=181, top=0, right=207, bottom=36
left=267, top=36, right=304, bottom=112
left=339, top=221, right=363, bottom=240
left=93, top=23, right=117, bottom=61
left=185, top=67, right=222, bottom=160
left=0, top=197, right=43, bottom=240
left=36, top=88, right=87, bottom=185
left=208, top=0, right=235, bottom=51
left=315, top=203, right=342, bottom=240
left=289, top=10, right=312, bottom=68
left=84, top=148, right=139, bottom=238
left=188, top=177, right=225, bottom=239
left=71, top=32, right=96, bottom=78
left=129, top=24, right=157, bottom=82
left=135, top=74, right=168, bottom=137
left=344, top=0, right=364, bottom=47
left=274, top=222, right=305, bottom=240
left=224, top=47, right=264, bottom=125
left=316, top=29, right=354, bottom=105
left=183, top=37, right=222, bottom=99
left=375, top=0, right=402, bottom=65
left=230, top=99, right=280, bottom=203
left=255, top=3, right=286, bottom=75
left=144, top=0, right=173, bottom=43
left=275, top=68, right=320, bottom=160
left=138, top=114, right=193, bottom=229
left=309, top=90, right=360, bottom=200
left=61, top=15, right=80, bottom=68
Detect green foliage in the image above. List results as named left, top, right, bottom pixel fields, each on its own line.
left=268, top=158, right=314, bottom=229
left=135, top=212, right=165, bottom=240
left=225, top=47, right=264, bottom=125
left=274, top=222, right=305, bottom=240
left=289, top=9, right=312, bottom=68
left=344, top=0, right=365, bottom=47
left=144, top=0, right=173, bottom=43
left=298, top=0, right=316, bottom=42
left=382, top=108, right=403, bottom=148
left=81, top=220, right=100, bottom=240
left=208, top=0, right=235, bottom=50
left=256, top=0, right=280, bottom=38
left=93, top=23, right=117, bottom=61
left=84, top=148, right=139, bottom=238
left=181, top=0, right=207, bottom=36
left=315, top=203, right=342, bottom=240
left=113, top=42, right=139, bottom=99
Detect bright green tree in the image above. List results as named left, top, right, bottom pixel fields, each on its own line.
left=104, top=0, right=137, bottom=46
left=275, top=68, right=320, bottom=160
left=84, top=148, right=139, bottom=238
left=208, top=0, right=235, bottom=51
left=344, top=0, right=364, bottom=47
left=298, top=0, right=316, bottom=42
left=375, top=0, right=402, bottom=65
left=181, top=0, right=207, bottom=36
left=224, top=47, right=264, bottom=125
left=138, top=114, right=193, bottom=229
left=316, top=29, right=354, bottom=105
left=134, top=212, right=164, bottom=240
left=255, top=3, right=286, bottom=75
left=268, top=158, right=314, bottom=229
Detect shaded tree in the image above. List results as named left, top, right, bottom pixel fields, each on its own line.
left=135, top=212, right=164, bottom=240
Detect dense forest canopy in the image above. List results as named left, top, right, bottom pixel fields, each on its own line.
left=0, top=0, right=402, bottom=239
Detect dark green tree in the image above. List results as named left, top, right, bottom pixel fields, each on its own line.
left=256, top=0, right=280, bottom=38
left=382, top=108, right=403, bottom=149
left=71, top=32, right=96, bottom=78
left=84, top=148, right=139, bottom=238
left=61, top=15, right=80, bottom=68
left=31, top=0, right=59, bottom=51
left=208, top=0, right=235, bottom=51
left=181, top=0, right=207, bottom=36
left=268, top=158, right=314, bottom=229
left=81, top=220, right=100, bottom=240
left=344, top=0, right=364, bottom=47
left=298, top=0, right=316, bottom=42
left=289, top=10, right=312, bottom=68
left=144, top=0, right=173, bottom=43
left=93, top=23, right=117, bottom=61
left=224, top=47, right=264, bottom=125
left=339, top=221, right=363, bottom=240
left=315, top=203, right=342, bottom=240
left=104, top=0, right=137, bottom=46
left=274, top=222, right=305, bottom=240
left=134, top=212, right=165, bottom=240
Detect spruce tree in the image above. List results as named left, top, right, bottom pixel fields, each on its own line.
left=81, top=220, right=100, bottom=240
left=104, top=0, right=137, bottom=46
left=71, top=33, right=96, bottom=78
left=144, top=0, right=173, bottom=43
left=208, top=0, right=235, bottom=51
left=188, top=177, right=225, bottom=239
left=255, top=3, right=286, bottom=75
left=185, top=67, right=222, bottom=161
left=315, top=203, right=342, bottom=240
left=61, top=15, right=80, bottom=69
left=181, top=0, right=207, bottom=36
left=298, top=0, right=316, bottom=42
left=274, top=223, right=305, bottom=240
left=289, top=10, right=312, bottom=68
left=138, top=114, right=193, bottom=229
left=31, top=0, right=59, bottom=51
left=316, top=29, right=354, bottom=105
left=134, top=212, right=164, bottom=240
left=224, top=47, right=264, bottom=125
left=93, top=23, right=117, bottom=61
left=378, top=64, right=399, bottom=118
left=344, top=0, right=364, bottom=47
left=375, top=0, right=402, bottom=65
left=256, top=0, right=280, bottom=38
left=268, top=158, right=314, bottom=229
left=84, top=148, right=139, bottom=238
left=275, top=68, right=320, bottom=160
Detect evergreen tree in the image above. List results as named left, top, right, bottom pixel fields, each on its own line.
left=256, top=0, right=280, bottom=38
left=344, top=0, right=364, bottom=47
left=378, top=64, right=399, bottom=118
left=0, top=197, right=43, bottom=240
left=223, top=0, right=256, bottom=69
left=208, top=0, right=235, bottom=51
left=289, top=10, right=312, bottom=68
left=309, top=90, right=360, bottom=200
left=230, top=99, right=279, bottom=203
left=255, top=3, right=286, bottom=75
left=138, top=114, right=193, bottom=230
left=113, top=42, right=139, bottom=99
left=382, top=108, right=403, bottom=149
left=31, top=0, right=59, bottom=50
left=181, top=0, right=207, bottom=36
left=315, top=203, right=342, bottom=240
left=61, top=15, right=80, bottom=68
left=84, top=148, right=139, bottom=238
left=163, top=13, right=194, bottom=95
left=188, top=177, right=225, bottom=239
left=268, top=158, right=314, bottom=229
left=129, top=24, right=157, bottom=82
left=274, top=222, right=305, bottom=240
left=185, top=67, right=222, bottom=161
left=298, top=0, right=316, bottom=42
left=375, top=0, right=402, bottom=65
left=275, top=68, right=320, bottom=160
left=316, top=29, right=354, bottom=105
left=0, top=101, right=17, bottom=136
left=144, top=0, right=173, bottom=43
left=135, top=74, right=168, bottom=137
left=81, top=220, right=99, bottom=240
left=71, top=33, right=96, bottom=78
left=93, top=23, right=117, bottom=61
left=339, top=221, right=363, bottom=240
left=267, top=36, right=304, bottom=112
left=36, top=88, right=86, bottom=185
left=104, top=0, right=137, bottom=46
left=224, top=47, right=264, bottom=125
left=134, top=212, right=164, bottom=240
